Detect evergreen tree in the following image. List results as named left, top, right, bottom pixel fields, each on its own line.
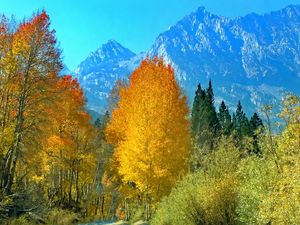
left=234, top=101, right=251, bottom=138
left=250, top=112, right=263, bottom=131
left=206, top=80, right=214, bottom=106
left=250, top=112, right=264, bottom=154
left=95, top=111, right=110, bottom=131
left=191, top=84, right=202, bottom=136
left=218, top=101, right=232, bottom=136
left=191, top=84, right=206, bottom=137
left=232, top=112, right=236, bottom=129
left=235, top=101, right=243, bottom=134
left=95, top=111, right=110, bottom=140
left=206, top=80, right=220, bottom=135
left=232, top=101, right=252, bottom=152
left=191, top=80, right=219, bottom=150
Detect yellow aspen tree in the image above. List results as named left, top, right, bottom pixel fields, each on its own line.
left=1, top=11, right=62, bottom=194
left=106, top=58, right=191, bottom=201
left=259, top=95, right=300, bottom=224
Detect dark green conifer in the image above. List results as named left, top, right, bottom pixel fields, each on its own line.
left=234, top=101, right=251, bottom=137
left=191, top=80, right=219, bottom=150
left=250, top=112, right=264, bottom=154
left=218, top=101, right=232, bottom=136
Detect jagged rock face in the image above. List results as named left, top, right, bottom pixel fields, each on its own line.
left=74, top=40, right=144, bottom=112
left=75, top=5, right=300, bottom=115
left=148, top=5, right=300, bottom=114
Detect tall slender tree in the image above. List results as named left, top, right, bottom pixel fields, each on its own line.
left=250, top=112, right=264, bottom=154
left=234, top=101, right=251, bottom=138
left=218, top=101, right=232, bottom=136
left=191, top=80, right=219, bottom=150
left=191, top=84, right=204, bottom=136
left=106, top=58, right=191, bottom=205
left=1, top=11, right=62, bottom=194
left=206, top=80, right=220, bottom=135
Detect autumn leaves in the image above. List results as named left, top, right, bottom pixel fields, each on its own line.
left=2, top=9, right=300, bottom=225
left=0, top=11, right=62, bottom=195
left=0, top=11, right=98, bottom=214
left=0, top=11, right=192, bottom=220
left=106, top=58, right=191, bottom=201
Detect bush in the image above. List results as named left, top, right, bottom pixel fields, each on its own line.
left=151, top=138, right=241, bottom=225
left=129, top=205, right=144, bottom=224
left=46, top=208, right=78, bottom=225
left=151, top=172, right=239, bottom=225
left=236, top=156, right=276, bottom=225
left=151, top=172, right=204, bottom=225
left=5, top=215, right=33, bottom=225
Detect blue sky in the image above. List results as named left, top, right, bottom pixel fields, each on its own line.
left=1, top=0, right=299, bottom=70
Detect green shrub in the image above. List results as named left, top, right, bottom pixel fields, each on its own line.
left=129, top=205, right=144, bottom=224
left=151, top=138, right=241, bottom=225
left=6, top=215, right=33, bottom=225
left=46, top=208, right=78, bottom=225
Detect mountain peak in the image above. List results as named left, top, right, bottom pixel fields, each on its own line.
left=281, top=4, right=300, bottom=17
left=74, top=39, right=137, bottom=78
left=189, top=6, right=212, bottom=21
left=195, top=6, right=206, bottom=14
left=84, top=39, right=136, bottom=65
left=74, top=39, right=142, bottom=111
left=74, top=5, right=300, bottom=114
left=102, top=39, right=124, bottom=50
left=284, top=4, right=300, bottom=10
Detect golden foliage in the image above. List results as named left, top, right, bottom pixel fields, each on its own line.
left=106, top=58, right=191, bottom=200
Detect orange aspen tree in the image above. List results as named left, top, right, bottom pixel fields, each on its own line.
left=1, top=11, right=62, bottom=194
left=106, top=58, right=191, bottom=202
left=40, top=75, right=97, bottom=209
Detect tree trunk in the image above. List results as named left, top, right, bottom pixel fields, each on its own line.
left=68, top=169, right=73, bottom=208
left=4, top=49, right=33, bottom=194
left=101, top=195, right=105, bottom=219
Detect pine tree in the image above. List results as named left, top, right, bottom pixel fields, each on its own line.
left=232, top=101, right=252, bottom=152
left=95, top=111, right=110, bottom=131
left=250, top=112, right=264, bottom=154
left=234, top=101, right=251, bottom=138
left=218, top=101, right=232, bottom=136
left=95, top=111, right=110, bottom=140
left=206, top=80, right=220, bottom=135
left=206, top=80, right=214, bottom=106
left=232, top=112, right=236, bottom=129
left=250, top=113, right=263, bottom=131
left=191, top=80, right=219, bottom=150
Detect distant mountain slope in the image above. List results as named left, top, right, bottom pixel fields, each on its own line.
left=74, top=5, right=300, bottom=115
left=74, top=40, right=144, bottom=111
left=148, top=5, right=300, bottom=113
